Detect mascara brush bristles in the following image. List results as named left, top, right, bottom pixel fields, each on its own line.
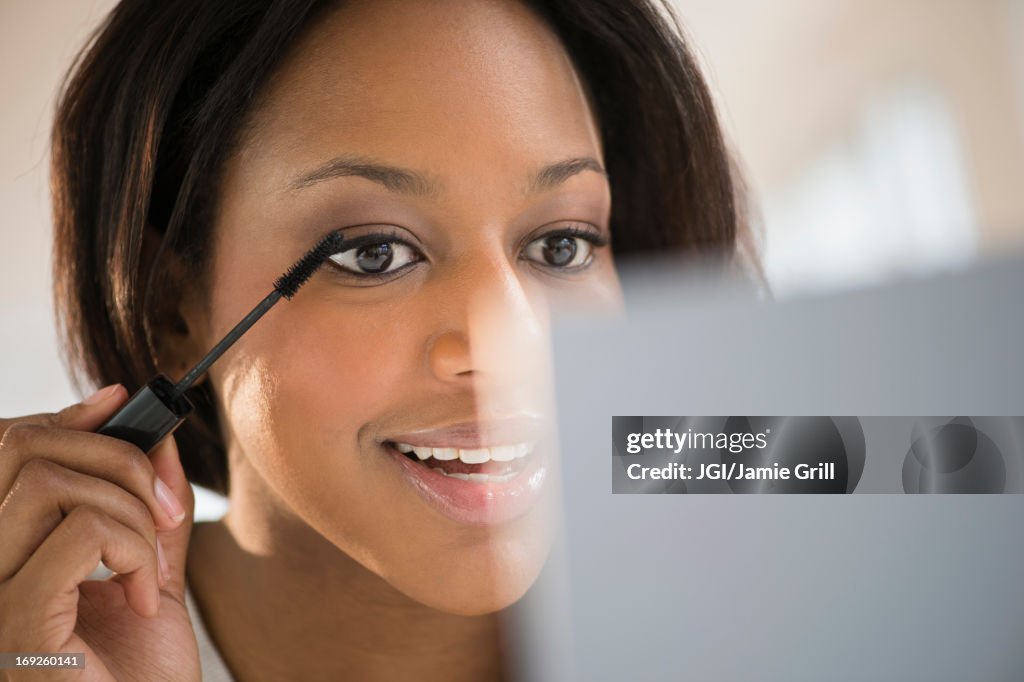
left=174, top=230, right=346, bottom=394
left=274, top=230, right=346, bottom=299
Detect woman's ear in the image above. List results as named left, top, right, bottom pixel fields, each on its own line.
left=142, top=223, right=211, bottom=385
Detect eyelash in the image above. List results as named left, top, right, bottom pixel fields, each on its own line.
left=324, top=225, right=609, bottom=283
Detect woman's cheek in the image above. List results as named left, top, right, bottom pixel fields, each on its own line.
left=220, top=298, right=414, bottom=490
left=272, top=298, right=419, bottom=426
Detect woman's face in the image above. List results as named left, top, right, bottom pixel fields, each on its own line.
left=188, top=0, right=621, bottom=615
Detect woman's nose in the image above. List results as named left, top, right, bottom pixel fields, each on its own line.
left=427, top=332, right=473, bottom=380
left=425, top=255, right=548, bottom=388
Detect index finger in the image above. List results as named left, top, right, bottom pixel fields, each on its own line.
left=0, top=384, right=128, bottom=439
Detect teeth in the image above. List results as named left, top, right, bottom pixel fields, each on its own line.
left=432, top=447, right=458, bottom=461
left=394, top=441, right=535, bottom=464
left=430, top=467, right=518, bottom=483
left=459, top=448, right=490, bottom=464
left=489, top=445, right=516, bottom=462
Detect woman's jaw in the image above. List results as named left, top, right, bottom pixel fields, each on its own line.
left=213, top=332, right=562, bottom=616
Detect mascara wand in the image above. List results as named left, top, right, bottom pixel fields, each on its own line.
left=97, top=231, right=346, bottom=453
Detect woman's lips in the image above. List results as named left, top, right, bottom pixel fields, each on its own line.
left=381, top=439, right=550, bottom=527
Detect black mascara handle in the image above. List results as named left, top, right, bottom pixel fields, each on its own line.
left=96, top=374, right=194, bottom=453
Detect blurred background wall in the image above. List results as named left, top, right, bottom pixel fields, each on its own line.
left=676, top=0, right=1024, bottom=291
left=2, top=0, right=120, bottom=414
left=1, top=0, right=1022, bottom=450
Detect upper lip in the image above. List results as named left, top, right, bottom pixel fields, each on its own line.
left=384, top=416, right=545, bottom=449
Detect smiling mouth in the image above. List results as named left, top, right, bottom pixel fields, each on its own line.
left=383, top=441, right=536, bottom=483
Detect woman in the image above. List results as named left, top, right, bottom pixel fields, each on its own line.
left=0, top=0, right=755, bottom=679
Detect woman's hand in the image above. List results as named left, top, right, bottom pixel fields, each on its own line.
left=0, top=385, right=200, bottom=681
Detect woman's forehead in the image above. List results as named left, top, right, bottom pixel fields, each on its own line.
left=232, top=0, right=604, bottom=194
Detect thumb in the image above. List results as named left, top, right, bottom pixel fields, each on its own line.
left=0, top=383, right=129, bottom=437
left=58, top=383, right=132, bottom=430
left=149, top=433, right=196, bottom=599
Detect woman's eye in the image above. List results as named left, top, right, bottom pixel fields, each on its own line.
left=523, top=233, right=595, bottom=270
left=328, top=239, right=421, bottom=276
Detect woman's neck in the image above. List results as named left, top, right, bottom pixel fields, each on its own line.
left=186, top=472, right=508, bottom=681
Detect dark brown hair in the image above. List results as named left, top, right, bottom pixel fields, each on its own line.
left=52, top=0, right=758, bottom=495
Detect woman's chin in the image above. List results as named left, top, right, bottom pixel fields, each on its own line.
left=403, top=572, right=541, bottom=617
left=387, top=541, right=552, bottom=617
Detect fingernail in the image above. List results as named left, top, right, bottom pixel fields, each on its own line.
left=156, top=538, right=170, bottom=584
left=84, top=384, right=119, bottom=405
left=154, top=477, right=186, bottom=524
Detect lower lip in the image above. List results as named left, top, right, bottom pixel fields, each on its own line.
left=383, top=443, right=549, bottom=526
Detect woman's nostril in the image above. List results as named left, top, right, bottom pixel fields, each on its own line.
left=427, top=331, right=474, bottom=380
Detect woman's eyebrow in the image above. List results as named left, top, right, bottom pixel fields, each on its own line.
left=290, top=155, right=439, bottom=196
left=289, top=154, right=606, bottom=196
left=529, top=157, right=607, bottom=193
